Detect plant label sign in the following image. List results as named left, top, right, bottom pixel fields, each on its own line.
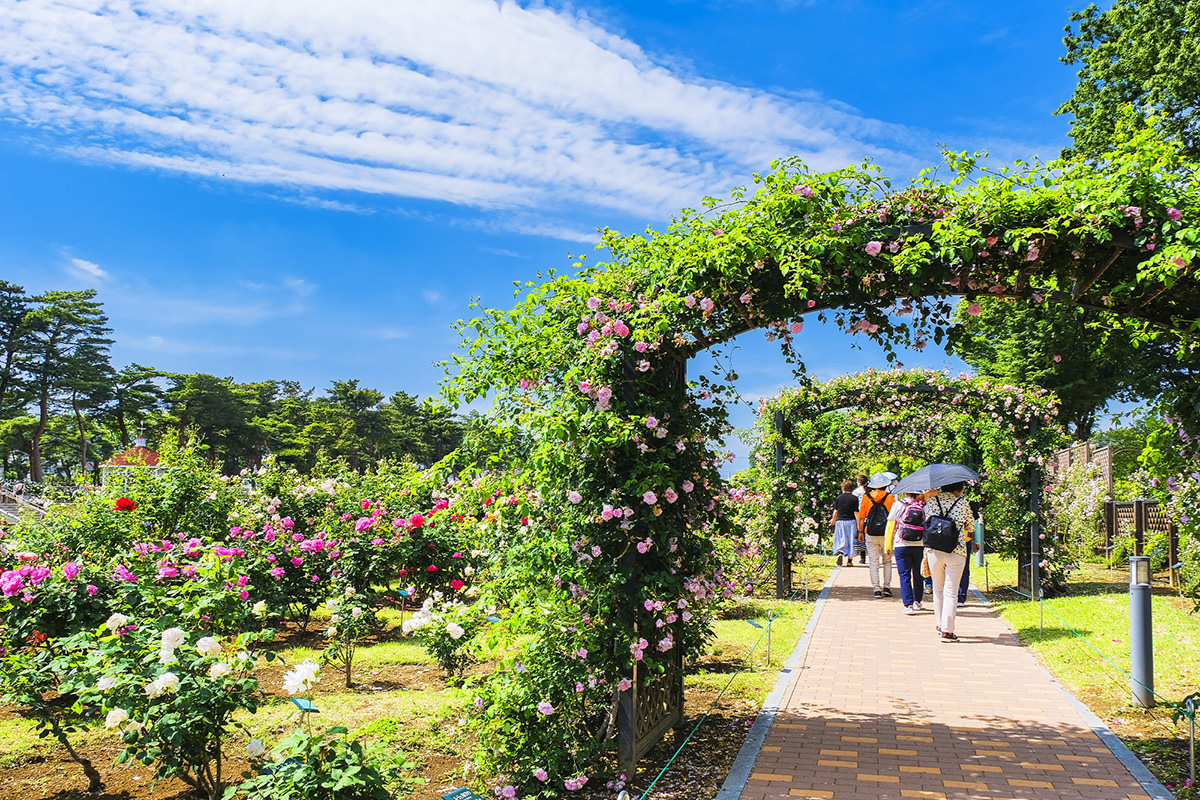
left=443, top=789, right=485, bottom=800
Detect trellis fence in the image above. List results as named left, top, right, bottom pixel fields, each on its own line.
left=1103, top=499, right=1181, bottom=588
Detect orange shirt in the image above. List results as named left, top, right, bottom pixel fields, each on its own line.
left=857, top=489, right=894, bottom=532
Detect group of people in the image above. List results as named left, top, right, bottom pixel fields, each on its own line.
left=829, top=473, right=979, bottom=643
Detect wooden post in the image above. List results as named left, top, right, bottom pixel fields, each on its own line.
left=1133, top=498, right=1146, bottom=556
left=1169, top=521, right=1180, bottom=590
left=774, top=409, right=791, bottom=598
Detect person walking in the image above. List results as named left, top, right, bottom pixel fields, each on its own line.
left=852, top=474, right=868, bottom=563
left=829, top=479, right=859, bottom=567
left=887, top=491, right=925, bottom=614
left=922, top=481, right=975, bottom=642
left=857, top=474, right=894, bottom=598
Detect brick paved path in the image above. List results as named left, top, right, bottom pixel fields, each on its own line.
left=720, top=561, right=1171, bottom=800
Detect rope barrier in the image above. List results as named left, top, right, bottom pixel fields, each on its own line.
left=636, top=576, right=816, bottom=800
left=1001, top=585, right=1196, bottom=723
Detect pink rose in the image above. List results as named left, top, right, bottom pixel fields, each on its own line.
left=864, top=241, right=883, bottom=256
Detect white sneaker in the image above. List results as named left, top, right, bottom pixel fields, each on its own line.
left=913, top=601, right=924, bottom=611
left=956, top=601, right=966, bottom=608
left=904, top=606, right=916, bottom=615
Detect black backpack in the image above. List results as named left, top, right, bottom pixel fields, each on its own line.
left=864, top=493, right=890, bottom=537
left=897, top=500, right=925, bottom=541
left=923, top=496, right=963, bottom=553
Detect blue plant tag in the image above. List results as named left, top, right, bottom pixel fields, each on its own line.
left=443, top=789, right=485, bottom=800
left=289, top=697, right=319, bottom=713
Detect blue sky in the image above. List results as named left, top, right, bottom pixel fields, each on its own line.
left=0, top=0, right=1082, bottom=469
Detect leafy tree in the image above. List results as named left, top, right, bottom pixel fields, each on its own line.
left=164, top=374, right=267, bottom=473
left=23, top=291, right=113, bottom=483
left=103, top=363, right=166, bottom=448
left=949, top=297, right=1175, bottom=439
left=1058, top=0, right=1200, bottom=158
left=0, top=281, right=32, bottom=419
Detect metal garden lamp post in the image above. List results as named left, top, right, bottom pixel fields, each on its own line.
left=1129, top=556, right=1154, bottom=708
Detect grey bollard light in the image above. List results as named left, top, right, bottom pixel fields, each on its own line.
left=1129, top=556, right=1154, bottom=708
left=974, top=517, right=985, bottom=567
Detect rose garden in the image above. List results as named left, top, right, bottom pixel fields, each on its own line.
left=4, top=125, right=1200, bottom=800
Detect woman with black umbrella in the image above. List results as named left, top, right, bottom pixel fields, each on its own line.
left=922, top=481, right=976, bottom=642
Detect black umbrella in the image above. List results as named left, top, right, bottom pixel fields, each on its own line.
left=892, top=463, right=980, bottom=495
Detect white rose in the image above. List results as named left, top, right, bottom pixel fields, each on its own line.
left=145, top=671, right=180, bottom=699
left=195, top=637, right=222, bottom=657
left=344, top=586, right=356, bottom=598
left=446, top=622, right=466, bottom=640
left=252, top=600, right=268, bottom=616
left=104, top=708, right=129, bottom=729
left=96, top=675, right=117, bottom=692
left=158, top=647, right=177, bottom=665
left=104, top=613, right=128, bottom=632
left=160, top=628, right=186, bottom=650
left=326, top=626, right=338, bottom=637
left=350, top=607, right=363, bottom=619
left=282, top=659, right=320, bottom=695
left=208, top=662, right=231, bottom=679
left=246, top=739, right=267, bottom=759
left=325, top=598, right=338, bottom=610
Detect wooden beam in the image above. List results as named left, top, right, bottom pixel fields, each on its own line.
left=1071, top=246, right=1123, bottom=301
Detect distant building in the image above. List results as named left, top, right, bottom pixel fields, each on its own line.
left=101, top=434, right=166, bottom=487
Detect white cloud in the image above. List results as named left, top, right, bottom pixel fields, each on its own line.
left=67, top=256, right=108, bottom=281
left=0, top=0, right=926, bottom=228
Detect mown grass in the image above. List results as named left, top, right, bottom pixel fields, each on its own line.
left=982, top=555, right=1200, bottom=799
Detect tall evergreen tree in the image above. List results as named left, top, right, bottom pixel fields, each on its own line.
left=24, top=291, right=113, bottom=482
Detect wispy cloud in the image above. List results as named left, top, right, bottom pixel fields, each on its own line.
left=0, top=0, right=926, bottom=233
left=66, top=256, right=108, bottom=282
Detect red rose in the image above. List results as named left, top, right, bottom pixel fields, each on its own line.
left=114, top=497, right=137, bottom=511
left=449, top=579, right=464, bottom=591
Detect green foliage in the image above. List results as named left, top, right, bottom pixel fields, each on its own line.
left=949, top=298, right=1172, bottom=439
left=1058, top=0, right=1200, bottom=159
left=404, top=597, right=485, bottom=679
left=1045, top=459, right=1108, bottom=575
left=225, top=726, right=420, bottom=800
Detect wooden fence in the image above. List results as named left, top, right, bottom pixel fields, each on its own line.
left=1103, top=499, right=1181, bottom=588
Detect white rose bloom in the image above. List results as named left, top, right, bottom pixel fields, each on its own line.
left=282, top=659, right=320, bottom=695
left=325, top=598, right=338, bottom=611
left=195, top=637, right=222, bottom=657
left=104, top=708, right=129, bottom=729
left=252, top=600, right=268, bottom=616
left=124, top=719, right=144, bottom=733
left=208, top=662, right=232, bottom=679
left=104, top=613, right=129, bottom=632
left=344, top=586, right=356, bottom=598
left=246, top=739, right=267, bottom=759
left=96, top=675, right=117, bottom=692
left=160, top=628, right=186, bottom=650
left=145, top=671, right=180, bottom=698
left=350, top=607, right=363, bottom=619
left=158, top=647, right=177, bottom=665
left=446, top=622, right=466, bottom=640
left=326, top=625, right=338, bottom=637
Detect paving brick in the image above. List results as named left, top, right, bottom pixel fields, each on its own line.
left=729, top=564, right=1167, bottom=800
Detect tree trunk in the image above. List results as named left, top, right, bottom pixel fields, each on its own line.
left=72, top=390, right=88, bottom=476
left=29, top=393, right=48, bottom=484
left=48, top=715, right=103, bottom=793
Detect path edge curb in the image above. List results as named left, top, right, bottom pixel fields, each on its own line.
left=714, top=566, right=839, bottom=800
left=969, top=586, right=1176, bottom=800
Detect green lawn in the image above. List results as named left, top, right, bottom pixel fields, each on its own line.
left=982, top=556, right=1200, bottom=799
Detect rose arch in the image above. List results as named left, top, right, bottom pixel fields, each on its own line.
left=443, top=131, right=1200, bottom=792
left=742, top=368, right=1065, bottom=597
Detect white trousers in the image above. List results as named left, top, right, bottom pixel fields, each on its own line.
left=926, top=549, right=967, bottom=634
left=865, top=535, right=891, bottom=590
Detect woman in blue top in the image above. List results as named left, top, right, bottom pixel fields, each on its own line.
left=829, top=479, right=859, bottom=567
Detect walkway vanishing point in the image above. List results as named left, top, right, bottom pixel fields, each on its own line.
left=717, top=562, right=1173, bottom=800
